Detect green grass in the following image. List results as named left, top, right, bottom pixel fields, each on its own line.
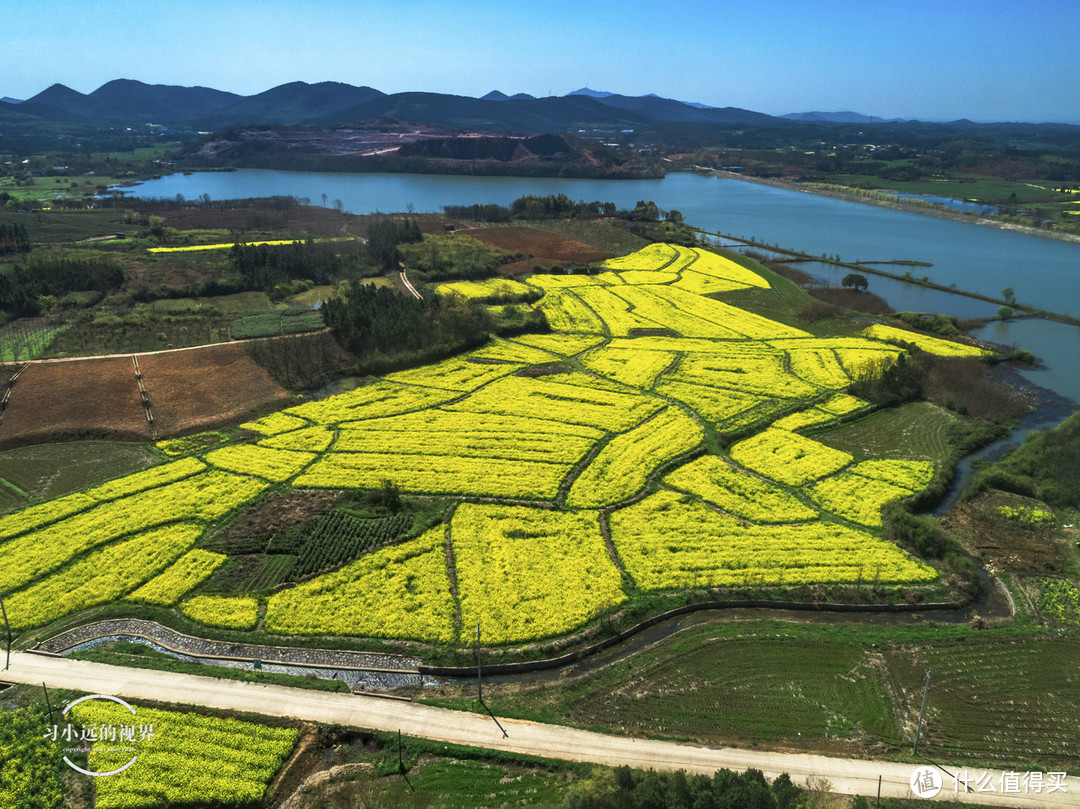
left=0, top=323, right=68, bottom=362
left=0, top=209, right=130, bottom=243
left=563, top=637, right=900, bottom=746
left=712, top=262, right=814, bottom=330
left=526, top=218, right=650, bottom=256
left=398, top=758, right=573, bottom=808
left=230, top=308, right=325, bottom=339
left=828, top=173, right=1064, bottom=205
left=884, top=638, right=1080, bottom=768
left=0, top=441, right=161, bottom=503
left=0, top=176, right=125, bottom=205
left=197, top=553, right=299, bottom=596
left=285, top=284, right=337, bottom=307
left=814, top=401, right=958, bottom=462
left=426, top=619, right=1079, bottom=769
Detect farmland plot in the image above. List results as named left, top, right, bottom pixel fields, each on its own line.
left=0, top=241, right=962, bottom=645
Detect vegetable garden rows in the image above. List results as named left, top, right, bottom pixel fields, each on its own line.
left=0, top=243, right=991, bottom=647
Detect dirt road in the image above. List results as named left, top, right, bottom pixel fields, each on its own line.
left=4, top=652, right=1075, bottom=807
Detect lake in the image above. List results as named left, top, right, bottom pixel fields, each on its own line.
left=123, top=169, right=1080, bottom=404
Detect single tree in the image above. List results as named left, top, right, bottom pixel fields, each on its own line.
left=841, top=273, right=869, bottom=293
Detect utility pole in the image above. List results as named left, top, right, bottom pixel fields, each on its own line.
left=0, top=595, right=10, bottom=671
left=913, top=667, right=932, bottom=755
left=42, top=682, right=55, bottom=725
left=475, top=622, right=482, bottom=704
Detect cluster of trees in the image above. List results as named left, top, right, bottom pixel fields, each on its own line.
left=228, top=239, right=365, bottom=295
left=322, top=283, right=492, bottom=366
left=366, top=218, right=422, bottom=270
left=562, top=767, right=803, bottom=809
left=0, top=251, right=124, bottom=316
left=444, top=194, right=618, bottom=223
left=0, top=222, right=30, bottom=254
left=510, top=194, right=617, bottom=219
left=101, top=193, right=304, bottom=212
left=400, top=233, right=516, bottom=282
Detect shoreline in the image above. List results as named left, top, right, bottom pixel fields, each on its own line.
left=713, top=170, right=1080, bottom=247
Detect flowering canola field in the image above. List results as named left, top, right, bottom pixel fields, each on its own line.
left=0, top=242, right=960, bottom=646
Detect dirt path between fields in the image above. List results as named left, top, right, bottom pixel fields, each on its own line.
left=5, top=652, right=1076, bottom=806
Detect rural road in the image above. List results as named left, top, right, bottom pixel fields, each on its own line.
left=4, top=651, right=1076, bottom=807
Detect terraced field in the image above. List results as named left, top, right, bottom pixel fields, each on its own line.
left=0, top=244, right=986, bottom=648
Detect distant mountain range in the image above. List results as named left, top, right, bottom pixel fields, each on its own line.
left=2, top=79, right=1075, bottom=132
left=0, top=79, right=788, bottom=132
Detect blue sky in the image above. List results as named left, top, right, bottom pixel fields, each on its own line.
left=4, top=0, right=1078, bottom=122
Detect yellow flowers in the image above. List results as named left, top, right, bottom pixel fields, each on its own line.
left=581, top=346, right=677, bottom=387
left=435, top=278, right=534, bottom=299
left=601, top=242, right=679, bottom=271
left=265, top=527, right=457, bottom=643
left=452, top=504, right=625, bottom=645
left=664, top=456, right=818, bottom=523
left=6, top=524, right=203, bottom=629
left=568, top=407, right=703, bottom=507
left=147, top=236, right=351, bottom=253
left=180, top=595, right=259, bottom=630
left=0, top=240, right=952, bottom=641
left=383, top=355, right=522, bottom=391
left=610, top=491, right=936, bottom=589
left=0, top=471, right=267, bottom=596
left=71, top=701, right=297, bottom=808
left=127, top=549, right=228, bottom=606
left=864, top=324, right=989, bottom=357
left=204, top=445, right=317, bottom=483
left=730, top=429, right=853, bottom=486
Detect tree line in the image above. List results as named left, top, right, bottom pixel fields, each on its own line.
left=444, top=193, right=619, bottom=223
left=0, top=223, right=31, bottom=255
left=229, top=239, right=362, bottom=294
left=562, top=766, right=804, bottom=809
left=321, top=282, right=492, bottom=367
left=0, top=251, right=124, bottom=316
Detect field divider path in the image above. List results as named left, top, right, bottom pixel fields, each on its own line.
left=0, top=362, right=27, bottom=427
left=443, top=521, right=463, bottom=634
left=131, top=354, right=156, bottom=437
left=597, top=510, right=634, bottom=588
left=6, top=652, right=1075, bottom=807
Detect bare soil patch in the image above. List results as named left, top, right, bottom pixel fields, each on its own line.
left=0, top=356, right=149, bottom=447
left=0, top=342, right=294, bottom=448
left=137, top=342, right=294, bottom=435
left=223, top=489, right=346, bottom=549
left=466, top=226, right=611, bottom=274
left=941, top=491, right=1065, bottom=574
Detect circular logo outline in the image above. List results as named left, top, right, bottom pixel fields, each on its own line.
left=60, top=694, right=139, bottom=777
left=910, top=766, right=943, bottom=799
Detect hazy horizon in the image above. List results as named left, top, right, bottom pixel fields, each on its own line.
left=4, top=0, right=1079, bottom=125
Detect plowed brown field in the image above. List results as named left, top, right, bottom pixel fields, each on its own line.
left=465, top=227, right=610, bottom=274
left=0, top=342, right=292, bottom=448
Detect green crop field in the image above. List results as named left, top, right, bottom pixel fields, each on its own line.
left=0, top=441, right=161, bottom=504
left=885, top=638, right=1080, bottom=768
left=814, top=401, right=958, bottom=462
left=429, top=620, right=1080, bottom=769
left=0, top=243, right=978, bottom=648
